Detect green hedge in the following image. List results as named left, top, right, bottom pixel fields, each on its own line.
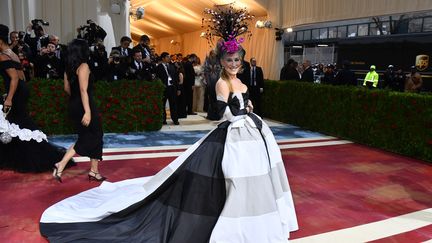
left=263, top=80, right=432, bottom=162
left=1, top=79, right=164, bottom=134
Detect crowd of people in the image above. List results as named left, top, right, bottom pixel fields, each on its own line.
left=280, top=58, right=424, bottom=93
left=5, top=20, right=268, bottom=126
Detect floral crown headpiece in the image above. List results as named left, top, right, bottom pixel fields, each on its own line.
left=220, top=35, right=244, bottom=54
left=202, top=4, right=254, bottom=53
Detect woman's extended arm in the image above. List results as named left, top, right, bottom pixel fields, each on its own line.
left=63, top=73, right=71, bottom=96
left=77, top=63, right=91, bottom=126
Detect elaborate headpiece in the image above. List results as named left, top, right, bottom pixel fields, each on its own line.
left=202, top=4, right=254, bottom=56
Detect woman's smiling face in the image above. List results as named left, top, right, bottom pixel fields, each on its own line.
left=221, top=52, right=242, bottom=76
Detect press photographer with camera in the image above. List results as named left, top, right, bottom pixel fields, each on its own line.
left=77, top=20, right=107, bottom=46
left=9, top=31, right=32, bottom=59
left=34, top=42, right=62, bottom=79
left=89, top=42, right=108, bottom=81
left=24, top=19, right=50, bottom=58
left=106, top=49, right=127, bottom=82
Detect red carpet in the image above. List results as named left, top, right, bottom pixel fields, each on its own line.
left=0, top=143, right=431, bottom=242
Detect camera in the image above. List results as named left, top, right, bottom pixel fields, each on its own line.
left=113, top=56, right=120, bottom=63
left=31, top=19, right=49, bottom=30
left=78, top=19, right=107, bottom=46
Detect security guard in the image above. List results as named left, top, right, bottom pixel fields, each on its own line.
left=363, top=65, right=379, bottom=88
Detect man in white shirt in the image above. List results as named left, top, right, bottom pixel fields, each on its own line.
left=155, top=52, right=180, bottom=125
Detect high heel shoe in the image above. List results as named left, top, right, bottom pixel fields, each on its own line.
left=52, top=164, right=63, bottom=183
left=88, top=171, right=107, bottom=182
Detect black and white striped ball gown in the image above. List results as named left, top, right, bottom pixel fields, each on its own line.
left=39, top=91, right=298, bottom=242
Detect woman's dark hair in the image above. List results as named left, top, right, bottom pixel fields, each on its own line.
left=0, top=24, right=9, bottom=44
left=66, top=39, right=90, bottom=83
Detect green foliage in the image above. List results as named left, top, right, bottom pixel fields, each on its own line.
left=263, top=80, right=432, bottom=162
left=1, top=78, right=164, bottom=135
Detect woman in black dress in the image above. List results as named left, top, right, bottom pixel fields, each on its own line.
left=0, top=24, right=70, bottom=172
left=52, top=39, right=105, bottom=182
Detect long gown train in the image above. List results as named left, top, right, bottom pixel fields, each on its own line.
left=40, top=92, right=298, bottom=242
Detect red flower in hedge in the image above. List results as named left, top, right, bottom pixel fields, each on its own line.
left=428, top=140, right=432, bottom=146
left=391, top=124, right=398, bottom=129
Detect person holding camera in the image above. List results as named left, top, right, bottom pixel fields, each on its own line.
left=18, top=51, right=34, bottom=81
left=89, top=43, right=108, bottom=81
left=34, top=42, right=62, bottom=79
left=77, top=20, right=107, bottom=46
left=24, top=20, right=49, bottom=58
left=106, top=50, right=128, bottom=81
left=9, top=31, right=32, bottom=59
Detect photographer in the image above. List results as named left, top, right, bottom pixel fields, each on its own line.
left=18, top=51, right=34, bottom=81
left=48, top=35, right=65, bottom=59
left=89, top=43, right=108, bottom=81
left=106, top=50, right=128, bottom=82
left=24, top=19, right=50, bottom=58
left=34, top=42, right=62, bottom=79
left=9, top=31, right=32, bottom=59
left=77, top=20, right=107, bottom=46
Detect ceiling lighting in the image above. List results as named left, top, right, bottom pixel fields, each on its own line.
left=129, top=6, right=145, bottom=21
left=255, top=20, right=272, bottom=29
left=286, top=28, right=293, bottom=32
left=211, top=0, right=235, bottom=6
left=170, top=40, right=180, bottom=45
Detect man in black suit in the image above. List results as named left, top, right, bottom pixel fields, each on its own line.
left=156, top=52, right=180, bottom=125
left=249, top=57, right=264, bottom=116
left=183, top=54, right=197, bottom=115
left=237, top=49, right=251, bottom=86
left=301, top=60, right=314, bottom=82
left=128, top=49, right=153, bottom=81
left=112, top=36, right=133, bottom=64
left=134, top=35, right=152, bottom=62
left=335, top=60, right=357, bottom=86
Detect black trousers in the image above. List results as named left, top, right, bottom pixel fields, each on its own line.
left=162, top=86, right=178, bottom=123
left=184, top=86, right=194, bottom=114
